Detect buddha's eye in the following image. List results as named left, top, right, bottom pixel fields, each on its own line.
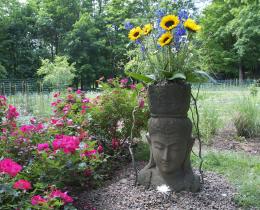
left=154, top=144, right=164, bottom=150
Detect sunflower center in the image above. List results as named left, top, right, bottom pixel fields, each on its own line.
left=134, top=32, right=140, bottom=37
left=163, top=37, right=169, bottom=43
left=165, top=21, right=174, bottom=28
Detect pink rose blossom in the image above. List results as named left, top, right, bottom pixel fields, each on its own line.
left=112, top=139, right=120, bottom=150
left=20, top=125, right=35, bottom=133
left=67, top=87, right=73, bottom=92
left=50, top=190, right=73, bottom=204
left=97, top=145, right=103, bottom=153
left=30, top=118, right=36, bottom=124
left=76, top=89, right=81, bottom=94
left=84, top=149, right=97, bottom=157
left=120, top=78, right=128, bottom=85
left=13, top=179, right=32, bottom=190
left=37, top=143, right=49, bottom=151
left=82, top=98, right=90, bottom=103
left=52, top=135, right=80, bottom=154
left=84, top=169, right=92, bottom=177
left=0, top=158, right=22, bottom=177
left=130, top=84, right=136, bottom=89
left=6, top=105, right=19, bottom=119
left=138, top=99, right=145, bottom=108
left=31, top=195, right=47, bottom=206
left=53, top=92, right=60, bottom=98
left=67, top=119, right=73, bottom=126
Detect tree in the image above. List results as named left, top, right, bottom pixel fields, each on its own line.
left=37, top=56, right=76, bottom=89
left=196, top=0, right=260, bottom=80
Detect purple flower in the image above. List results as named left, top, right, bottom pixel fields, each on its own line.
left=178, top=9, right=189, bottom=21
left=155, top=9, right=166, bottom=18
left=175, top=25, right=186, bottom=37
left=141, top=44, right=146, bottom=52
left=124, top=22, right=134, bottom=30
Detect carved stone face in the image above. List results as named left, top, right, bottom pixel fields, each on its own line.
left=150, top=133, right=187, bottom=174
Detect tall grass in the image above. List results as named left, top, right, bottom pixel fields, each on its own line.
left=233, top=97, right=260, bottom=138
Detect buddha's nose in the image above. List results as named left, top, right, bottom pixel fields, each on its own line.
left=162, top=148, right=169, bottom=162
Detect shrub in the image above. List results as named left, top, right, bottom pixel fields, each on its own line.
left=88, top=78, right=149, bottom=157
left=233, top=97, right=260, bottom=138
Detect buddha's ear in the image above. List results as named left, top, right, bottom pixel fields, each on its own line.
left=146, top=133, right=151, bottom=144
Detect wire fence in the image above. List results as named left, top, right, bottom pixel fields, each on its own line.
left=0, top=78, right=258, bottom=96
left=0, top=79, right=52, bottom=96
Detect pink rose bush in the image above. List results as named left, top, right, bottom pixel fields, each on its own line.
left=0, top=81, right=148, bottom=209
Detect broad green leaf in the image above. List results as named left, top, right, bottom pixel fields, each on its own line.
left=125, top=72, right=154, bottom=83
left=169, top=73, right=186, bottom=80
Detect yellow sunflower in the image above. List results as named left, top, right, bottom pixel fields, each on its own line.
left=142, top=24, right=153, bottom=35
left=183, top=18, right=201, bottom=32
left=158, top=32, right=173, bottom=47
left=128, top=26, right=143, bottom=41
left=160, top=15, right=180, bottom=31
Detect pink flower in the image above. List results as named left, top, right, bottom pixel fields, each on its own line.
left=67, top=87, right=73, bottom=92
left=97, top=145, right=103, bottom=153
left=67, top=94, right=74, bottom=101
left=52, top=135, right=80, bottom=154
left=82, top=105, right=88, bottom=110
left=76, top=89, right=81, bottom=94
left=6, top=105, right=19, bottom=119
left=51, top=101, right=57, bottom=107
left=84, top=169, right=92, bottom=177
left=120, top=78, right=128, bottom=85
left=51, top=118, right=64, bottom=127
left=52, top=138, right=63, bottom=150
left=31, top=195, right=47, bottom=206
left=53, top=92, right=60, bottom=98
left=67, top=119, right=73, bottom=126
left=50, top=190, right=73, bottom=204
left=63, top=104, right=71, bottom=113
left=112, top=139, right=120, bottom=150
left=37, top=143, right=49, bottom=151
left=130, top=84, right=136, bottom=89
left=82, top=98, right=90, bottom=103
left=30, top=118, right=36, bottom=124
left=20, top=125, right=35, bottom=133
left=0, top=95, right=6, bottom=101
left=35, top=123, right=44, bottom=131
left=138, top=99, right=145, bottom=108
left=13, top=179, right=31, bottom=190
left=84, top=149, right=97, bottom=157
left=0, top=158, right=22, bottom=177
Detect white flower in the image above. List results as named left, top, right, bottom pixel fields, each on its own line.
left=156, top=184, right=171, bottom=194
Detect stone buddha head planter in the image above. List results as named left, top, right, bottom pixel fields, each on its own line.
left=137, top=117, right=200, bottom=192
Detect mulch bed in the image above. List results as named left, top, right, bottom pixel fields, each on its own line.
left=75, top=162, right=239, bottom=210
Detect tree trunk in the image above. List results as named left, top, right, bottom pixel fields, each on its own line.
left=239, top=61, right=244, bottom=84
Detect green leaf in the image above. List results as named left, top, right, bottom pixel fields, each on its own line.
left=162, top=71, right=173, bottom=79
left=125, top=72, right=154, bottom=83
left=169, top=73, right=186, bottom=80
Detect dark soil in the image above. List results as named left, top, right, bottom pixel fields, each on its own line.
left=207, top=122, right=260, bottom=155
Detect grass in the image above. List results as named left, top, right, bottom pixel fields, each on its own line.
left=135, top=143, right=260, bottom=208
left=192, top=150, right=260, bottom=208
